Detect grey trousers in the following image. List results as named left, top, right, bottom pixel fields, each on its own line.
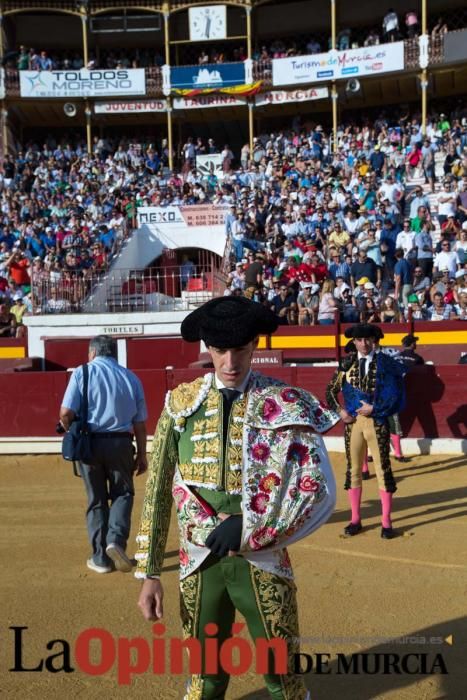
left=79, top=436, right=135, bottom=567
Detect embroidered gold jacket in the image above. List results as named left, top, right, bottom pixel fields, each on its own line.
left=135, top=372, right=339, bottom=580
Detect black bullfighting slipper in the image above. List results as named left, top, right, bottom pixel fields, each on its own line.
left=381, top=527, right=397, bottom=539
left=344, top=522, right=362, bottom=536
left=362, top=471, right=370, bottom=480
left=395, top=456, right=410, bottom=462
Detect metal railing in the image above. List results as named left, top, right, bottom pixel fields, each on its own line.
left=2, top=33, right=452, bottom=99
left=32, top=264, right=226, bottom=314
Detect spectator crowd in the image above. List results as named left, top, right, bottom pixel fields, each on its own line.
left=0, top=104, right=466, bottom=336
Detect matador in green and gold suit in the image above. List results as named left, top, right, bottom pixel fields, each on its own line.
left=135, top=297, right=338, bottom=700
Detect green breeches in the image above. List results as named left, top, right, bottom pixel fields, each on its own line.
left=180, top=551, right=307, bottom=699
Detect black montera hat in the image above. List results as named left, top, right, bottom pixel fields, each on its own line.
left=181, top=296, right=278, bottom=348
left=344, top=340, right=356, bottom=354
left=344, top=323, right=384, bottom=340
left=401, top=334, right=419, bottom=347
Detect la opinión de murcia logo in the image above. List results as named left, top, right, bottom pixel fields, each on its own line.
left=7, top=626, right=449, bottom=684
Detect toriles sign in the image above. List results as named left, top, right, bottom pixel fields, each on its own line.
left=272, top=42, right=404, bottom=86
left=20, top=69, right=146, bottom=98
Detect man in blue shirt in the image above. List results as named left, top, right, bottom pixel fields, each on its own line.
left=59, top=335, right=148, bottom=575
left=394, top=248, right=413, bottom=309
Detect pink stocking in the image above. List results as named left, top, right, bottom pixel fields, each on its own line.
left=347, top=487, right=362, bottom=525
left=362, top=448, right=369, bottom=473
left=391, top=434, right=403, bottom=458
left=379, top=490, right=393, bottom=529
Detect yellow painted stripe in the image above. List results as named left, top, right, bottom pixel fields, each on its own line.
left=271, top=335, right=336, bottom=349
left=258, top=329, right=467, bottom=350
left=0, top=347, right=26, bottom=359
left=409, top=331, right=467, bottom=345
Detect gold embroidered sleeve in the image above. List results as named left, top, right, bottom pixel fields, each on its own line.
left=325, top=369, right=344, bottom=413
left=135, top=408, right=178, bottom=577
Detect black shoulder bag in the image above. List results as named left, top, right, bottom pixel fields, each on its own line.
left=62, top=363, right=94, bottom=464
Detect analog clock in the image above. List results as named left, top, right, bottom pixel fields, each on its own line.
left=189, top=5, right=227, bottom=41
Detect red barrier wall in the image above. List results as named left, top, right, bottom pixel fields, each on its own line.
left=1, top=366, right=465, bottom=440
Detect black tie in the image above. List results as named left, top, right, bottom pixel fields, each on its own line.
left=220, top=389, right=240, bottom=453
left=359, top=357, right=367, bottom=379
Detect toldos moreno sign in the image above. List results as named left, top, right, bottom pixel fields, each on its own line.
left=19, top=69, right=146, bottom=98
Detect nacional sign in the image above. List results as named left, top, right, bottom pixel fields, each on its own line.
left=94, top=100, right=166, bottom=114
left=19, top=69, right=146, bottom=98
left=137, top=205, right=229, bottom=228
left=272, top=42, right=404, bottom=86
left=255, top=86, right=329, bottom=106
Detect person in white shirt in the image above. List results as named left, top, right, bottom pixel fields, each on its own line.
left=396, top=220, right=417, bottom=260
left=433, top=240, right=460, bottom=277
left=378, top=174, right=402, bottom=205
left=454, top=225, right=467, bottom=265
left=437, top=182, right=457, bottom=225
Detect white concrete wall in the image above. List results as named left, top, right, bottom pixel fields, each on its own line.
left=24, top=310, right=189, bottom=360
left=83, top=223, right=227, bottom=311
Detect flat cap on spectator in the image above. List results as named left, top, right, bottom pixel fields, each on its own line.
left=180, top=296, right=278, bottom=348
left=364, top=282, right=375, bottom=290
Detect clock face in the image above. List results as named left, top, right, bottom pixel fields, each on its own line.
left=189, top=5, right=227, bottom=41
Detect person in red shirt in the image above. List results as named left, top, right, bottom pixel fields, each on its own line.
left=308, top=254, right=328, bottom=283
left=6, top=250, right=31, bottom=287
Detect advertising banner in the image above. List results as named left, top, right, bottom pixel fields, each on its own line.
left=94, top=100, right=166, bottom=114
left=255, top=86, right=329, bottom=106
left=137, top=207, right=184, bottom=227
left=180, top=205, right=228, bottom=227
left=170, top=62, right=245, bottom=91
left=173, top=93, right=246, bottom=109
left=19, top=69, right=146, bottom=98
left=196, top=154, right=224, bottom=181
left=137, top=205, right=229, bottom=228
left=272, top=42, right=404, bottom=86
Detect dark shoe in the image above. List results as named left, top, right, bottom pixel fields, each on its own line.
left=367, top=456, right=374, bottom=462
left=362, top=471, right=370, bottom=480
left=344, top=522, right=362, bottom=536
left=381, top=527, right=397, bottom=539
left=106, top=543, right=133, bottom=573
left=395, top=456, right=410, bottom=462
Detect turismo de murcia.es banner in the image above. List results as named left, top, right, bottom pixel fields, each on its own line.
left=19, top=69, right=146, bottom=98
left=272, top=42, right=404, bottom=86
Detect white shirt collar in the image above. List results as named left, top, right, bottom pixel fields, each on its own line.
left=215, top=370, right=251, bottom=394
left=357, top=350, right=375, bottom=364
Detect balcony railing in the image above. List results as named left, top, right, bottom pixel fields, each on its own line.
left=31, top=264, right=227, bottom=315
left=3, top=34, right=451, bottom=100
